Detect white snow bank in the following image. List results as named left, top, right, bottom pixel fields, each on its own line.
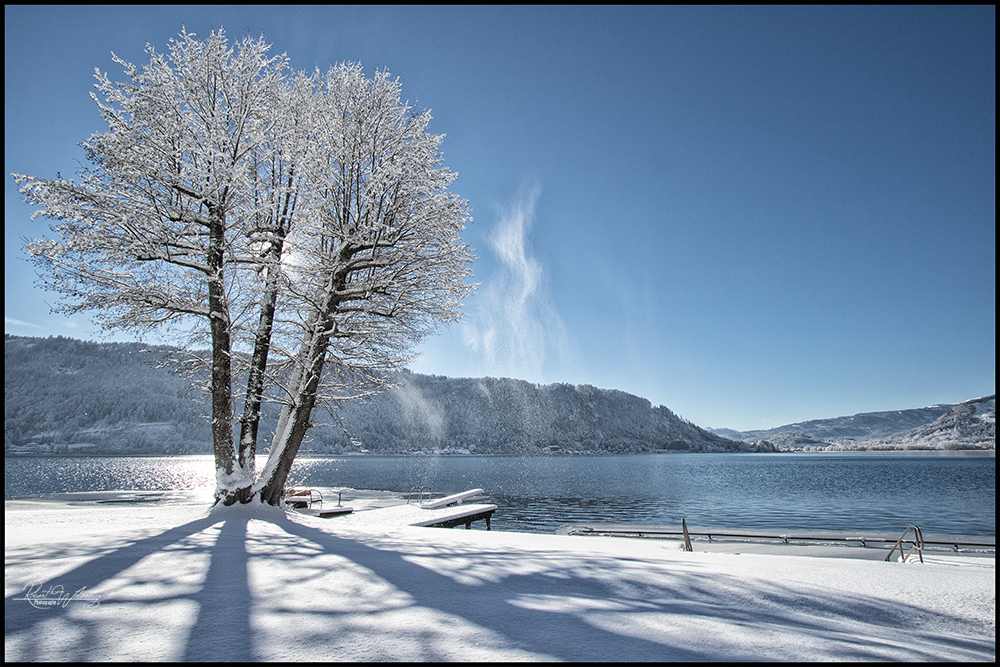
left=5, top=499, right=995, bottom=662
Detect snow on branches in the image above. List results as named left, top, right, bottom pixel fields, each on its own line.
left=14, top=28, right=474, bottom=505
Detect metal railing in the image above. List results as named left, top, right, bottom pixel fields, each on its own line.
left=407, top=486, right=432, bottom=505
left=561, top=524, right=993, bottom=554
left=284, top=488, right=323, bottom=509
left=886, top=524, right=924, bottom=563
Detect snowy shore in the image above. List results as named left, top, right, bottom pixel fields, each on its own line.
left=5, top=495, right=995, bottom=662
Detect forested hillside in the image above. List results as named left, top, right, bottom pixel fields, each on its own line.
left=331, top=373, right=745, bottom=455
left=712, top=398, right=994, bottom=451
left=8, top=335, right=993, bottom=456
left=859, top=395, right=995, bottom=450
left=5, top=335, right=745, bottom=455
left=5, top=335, right=210, bottom=454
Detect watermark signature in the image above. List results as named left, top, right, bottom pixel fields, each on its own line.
left=12, top=582, right=102, bottom=609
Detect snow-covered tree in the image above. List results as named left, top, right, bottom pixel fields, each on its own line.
left=14, top=29, right=474, bottom=506
left=253, top=64, right=473, bottom=504
left=15, top=29, right=290, bottom=502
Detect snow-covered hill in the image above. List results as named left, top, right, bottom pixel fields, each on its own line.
left=713, top=404, right=957, bottom=443
left=4, top=335, right=743, bottom=456
left=7, top=335, right=992, bottom=455
left=713, top=397, right=995, bottom=451
left=858, top=395, right=995, bottom=451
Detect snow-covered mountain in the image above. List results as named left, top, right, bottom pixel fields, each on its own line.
left=4, top=335, right=744, bottom=456
left=858, top=395, right=995, bottom=451
left=6, top=334, right=992, bottom=455
left=329, top=372, right=747, bottom=455
left=712, top=405, right=954, bottom=442
left=4, top=335, right=211, bottom=454
left=713, top=397, right=995, bottom=451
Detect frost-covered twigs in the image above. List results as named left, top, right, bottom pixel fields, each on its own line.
left=15, top=29, right=474, bottom=506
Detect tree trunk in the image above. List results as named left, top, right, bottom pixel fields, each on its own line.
left=256, top=321, right=332, bottom=505
left=230, top=259, right=281, bottom=506
left=236, top=236, right=285, bottom=473
left=231, top=174, right=295, bottom=505
left=236, top=286, right=276, bottom=467
left=256, top=260, right=347, bottom=506
left=206, top=206, right=240, bottom=506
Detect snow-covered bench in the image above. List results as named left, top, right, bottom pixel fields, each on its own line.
left=284, top=487, right=354, bottom=518
left=421, top=488, right=485, bottom=509
left=284, top=488, right=322, bottom=509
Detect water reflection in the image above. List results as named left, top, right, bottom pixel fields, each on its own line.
left=5, top=453, right=994, bottom=536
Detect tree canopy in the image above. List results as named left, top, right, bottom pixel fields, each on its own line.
left=14, top=28, right=475, bottom=505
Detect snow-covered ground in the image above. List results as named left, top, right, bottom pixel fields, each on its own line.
left=5, top=495, right=995, bottom=662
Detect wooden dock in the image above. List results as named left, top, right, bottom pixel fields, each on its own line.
left=411, top=504, right=496, bottom=530
left=294, top=506, right=355, bottom=518
left=287, top=487, right=496, bottom=531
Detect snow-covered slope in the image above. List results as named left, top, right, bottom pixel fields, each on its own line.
left=715, top=404, right=957, bottom=443
left=4, top=335, right=743, bottom=456
left=861, top=395, right=995, bottom=450
left=728, top=396, right=995, bottom=452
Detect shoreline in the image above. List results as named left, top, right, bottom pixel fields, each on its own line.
left=6, top=496, right=995, bottom=661
left=5, top=449, right=997, bottom=458
left=6, top=490, right=996, bottom=553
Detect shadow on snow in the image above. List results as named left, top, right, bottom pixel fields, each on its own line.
left=5, top=511, right=994, bottom=662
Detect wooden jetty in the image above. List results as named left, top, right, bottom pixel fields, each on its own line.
left=411, top=503, right=497, bottom=530
left=284, top=486, right=495, bottom=530
left=284, top=487, right=353, bottom=517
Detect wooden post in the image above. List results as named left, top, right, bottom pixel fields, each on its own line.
left=682, top=518, right=693, bottom=552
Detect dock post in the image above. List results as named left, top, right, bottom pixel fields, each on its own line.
left=682, top=518, right=693, bottom=552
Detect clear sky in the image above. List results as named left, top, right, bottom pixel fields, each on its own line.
left=5, top=5, right=995, bottom=431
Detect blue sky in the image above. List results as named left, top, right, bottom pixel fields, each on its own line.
left=5, top=5, right=995, bottom=431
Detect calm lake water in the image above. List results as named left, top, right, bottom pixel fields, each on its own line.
left=5, top=452, right=995, bottom=537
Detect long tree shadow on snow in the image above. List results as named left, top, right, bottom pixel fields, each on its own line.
left=4, top=513, right=254, bottom=662
left=265, top=519, right=705, bottom=661
left=269, top=517, right=994, bottom=662
left=6, top=511, right=993, bottom=662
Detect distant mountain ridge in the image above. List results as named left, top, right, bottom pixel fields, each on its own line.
left=5, top=334, right=993, bottom=455
left=861, top=396, right=995, bottom=451
left=713, top=404, right=958, bottom=442
left=4, top=334, right=743, bottom=456
left=712, top=397, right=995, bottom=451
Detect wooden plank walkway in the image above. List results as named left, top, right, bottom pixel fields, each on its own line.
left=557, top=523, right=995, bottom=556
left=411, top=505, right=497, bottom=530
left=294, top=506, right=355, bottom=518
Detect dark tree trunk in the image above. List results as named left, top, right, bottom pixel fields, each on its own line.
left=230, top=172, right=296, bottom=506
left=256, top=259, right=349, bottom=506
left=256, top=323, right=332, bottom=505
left=236, top=229, right=287, bottom=470
left=206, top=206, right=238, bottom=506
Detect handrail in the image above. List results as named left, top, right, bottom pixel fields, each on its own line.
left=886, top=524, right=924, bottom=563
left=407, top=486, right=432, bottom=505
left=560, top=525, right=993, bottom=552
left=682, top=518, right=693, bottom=552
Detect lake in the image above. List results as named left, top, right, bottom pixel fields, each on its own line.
left=5, top=452, right=995, bottom=537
